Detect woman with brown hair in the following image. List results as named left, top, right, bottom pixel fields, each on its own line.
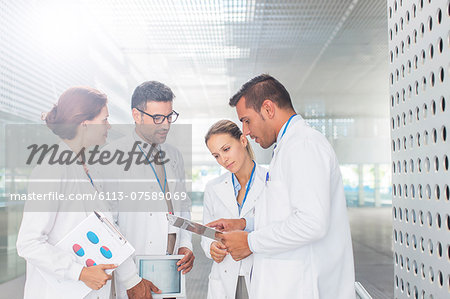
left=17, top=87, right=115, bottom=299
left=201, top=120, right=267, bottom=299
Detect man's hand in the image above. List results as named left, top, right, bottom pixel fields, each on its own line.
left=220, top=231, right=252, bottom=261
left=126, top=278, right=161, bottom=299
left=206, top=218, right=246, bottom=232
left=210, top=241, right=228, bottom=263
left=79, top=264, right=116, bottom=290
left=177, top=247, right=195, bottom=274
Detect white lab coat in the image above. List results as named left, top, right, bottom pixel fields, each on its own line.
left=248, top=116, right=355, bottom=299
left=100, top=132, right=192, bottom=299
left=201, top=164, right=266, bottom=299
left=16, top=143, right=114, bottom=299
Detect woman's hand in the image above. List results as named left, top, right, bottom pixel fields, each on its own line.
left=79, top=264, right=117, bottom=290
left=210, top=241, right=228, bottom=263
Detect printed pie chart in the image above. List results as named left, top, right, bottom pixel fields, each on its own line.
left=85, top=259, right=97, bottom=267
left=87, top=231, right=99, bottom=244
left=100, top=246, right=112, bottom=259
left=72, top=244, right=85, bottom=257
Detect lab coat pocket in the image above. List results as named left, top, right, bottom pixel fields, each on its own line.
left=207, top=274, right=227, bottom=299
left=264, top=181, right=291, bottom=222
left=258, top=257, right=314, bottom=299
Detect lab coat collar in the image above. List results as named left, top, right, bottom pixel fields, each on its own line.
left=273, top=115, right=305, bottom=158
left=212, top=173, right=240, bottom=217
left=212, top=165, right=264, bottom=218
left=132, top=128, right=178, bottom=194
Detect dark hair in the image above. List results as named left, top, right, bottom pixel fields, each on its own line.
left=131, top=81, right=175, bottom=110
left=205, top=119, right=254, bottom=160
left=44, top=87, right=107, bottom=140
left=229, top=74, right=293, bottom=112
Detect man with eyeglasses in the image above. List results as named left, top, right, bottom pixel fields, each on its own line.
left=102, top=81, right=194, bottom=299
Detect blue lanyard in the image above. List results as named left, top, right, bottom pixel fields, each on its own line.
left=138, top=144, right=167, bottom=193
left=279, top=113, right=297, bottom=141
left=86, top=172, right=94, bottom=187
left=232, top=160, right=256, bottom=215
left=267, top=114, right=297, bottom=183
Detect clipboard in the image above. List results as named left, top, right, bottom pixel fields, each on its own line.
left=38, top=211, right=135, bottom=299
left=166, top=213, right=222, bottom=240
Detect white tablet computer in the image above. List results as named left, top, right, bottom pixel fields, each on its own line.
left=135, top=255, right=186, bottom=298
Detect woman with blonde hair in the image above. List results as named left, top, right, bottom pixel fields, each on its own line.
left=201, top=119, right=266, bottom=299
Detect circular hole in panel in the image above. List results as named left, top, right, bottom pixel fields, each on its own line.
left=408, top=109, right=413, bottom=122
left=414, top=54, right=418, bottom=68
left=438, top=37, right=443, bottom=53
left=421, top=49, right=426, bottom=64
left=434, top=156, right=439, bottom=171
left=439, top=67, right=444, bottom=82
left=402, top=112, right=406, bottom=125
left=438, top=271, right=443, bottom=287
left=426, top=184, right=431, bottom=199
left=428, top=16, right=433, bottom=31
left=415, top=81, right=419, bottom=95
left=412, top=208, right=417, bottom=223
left=430, top=72, right=435, bottom=86
left=407, top=60, right=412, bottom=72
left=417, top=132, right=421, bottom=147
left=442, top=126, right=447, bottom=142
left=419, top=210, right=424, bottom=225
left=445, top=185, right=449, bottom=200
left=424, top=130, right=429, bottom=145
left=418, top=184, right=423, bottom=198
left=437, top=8, right=442, bottom=23
left=416, top=106, right=420, bottom=120
left=393, top=184, right=396, bottom=196
left=432, top=128, right=437, bottom=143
left=437, top=242, right=442, bottom=257
left=399, top=205, right=403, bottom=220
left=429, top=43, right=434, bottom=59
left=429, top=267, right=434, bottom=282
left=436, top=213, right=441, bottom=228
left=393, top=207, right=397, bottom=219
left=425, top=157, right=430, bottom=172
left=406, top=232, right=410, bottom=246
left=413, top=4, right=417, bottom=17
left=421, top=263, right=425, bottom=278
left=435, top=184, right=440, bottom=199
left=444, top=155, right=448, bottom=170
left=391, top=116, right=395, bottom=128
left=423, top=103, right=428, bottom=118
left=431, top=99, right=436, bottom=114
left=420, top=23, right=425, bottom=37
left=441, top=96, right=446, bottom=112
left=428, top=238, right=434, bottom=254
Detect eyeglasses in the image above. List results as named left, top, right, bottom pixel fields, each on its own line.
left=136, top=108, right=179, bottom=124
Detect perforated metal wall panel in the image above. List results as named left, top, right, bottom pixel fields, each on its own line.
left=388, top=0, right=450, bottom=298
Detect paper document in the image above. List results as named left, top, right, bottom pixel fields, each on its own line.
left=166, top=214, right=222, bottom=240
left=38, top=211, right=135, bottom=299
